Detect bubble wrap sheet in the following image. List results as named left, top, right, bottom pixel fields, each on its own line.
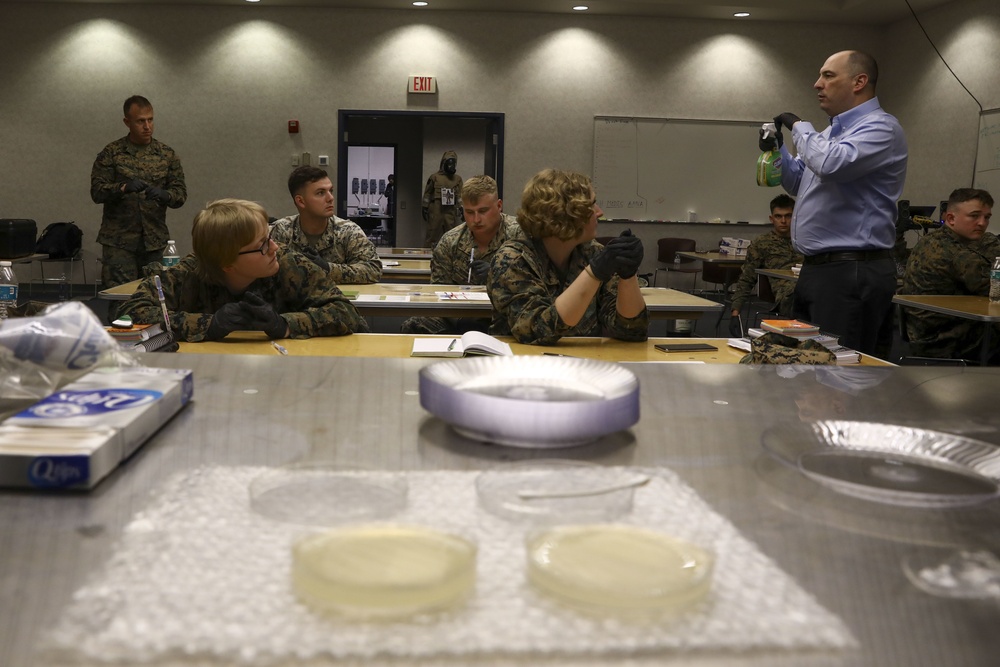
left=45, top=466, right=856, bottom=665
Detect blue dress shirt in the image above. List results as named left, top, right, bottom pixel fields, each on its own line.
left=779, top=97, right=908, bottom=255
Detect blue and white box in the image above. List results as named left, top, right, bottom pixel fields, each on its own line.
left=0, top=366, right=193, bottom=489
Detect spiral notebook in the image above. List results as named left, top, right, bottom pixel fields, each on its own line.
left=126, top=331, right=174, bottom=353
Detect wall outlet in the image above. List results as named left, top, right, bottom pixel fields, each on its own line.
left=301, top=152, right=311, bottom=166
left=291, top=154, right=300, bottom=167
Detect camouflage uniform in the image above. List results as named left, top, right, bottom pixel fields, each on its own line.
left=422, top=151, right=463, bottom=247
left=730, top=230, right=803, bottom=316
left=901, top=226, right=1000, bottom=361
left=401, top=213, right=523, bottom=334
left=90, top=136, right=187, bottom=287
left=119, top=249, right=369, bottom=342
left=487, top=237, right=649, bottom=345
left=270, top=214, right=382, bottom=284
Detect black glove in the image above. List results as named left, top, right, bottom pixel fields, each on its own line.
left=205, top=302, right=251, bottom=341
left=145, top=186, right=171, bottom=204
left=605, top=230, right=644, bottom=279
left=588, top=245, right=618, bottom=282
left=774, top=112, right=801, bottom=132
left=122, top=178, right=146, bottom=194
left=240, top=292, right=288, bottom=339
left=759, top=127, right=779, bottom=152
left=469, top=259, right=490, bottom=284
left=728, top=313, right=744, bottom=338
left=300, top=247, right=330, bottom=271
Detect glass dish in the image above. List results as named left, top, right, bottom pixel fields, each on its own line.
left=419, top=356, right=640, bottom=448
left=475, top=460, right=645, bottom=523
left=248, top=462, right=407, bottom=526
left=526, top=524, right=713, bottom=613
left=292, top=524, right=477, bottom=618
left=762, top=421, right=1000, bottom=508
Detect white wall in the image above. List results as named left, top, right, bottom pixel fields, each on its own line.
left=1, top=1, right=996, bottom=280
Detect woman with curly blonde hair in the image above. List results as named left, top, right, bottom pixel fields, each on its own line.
left=487, top=169, right=648, bottom=344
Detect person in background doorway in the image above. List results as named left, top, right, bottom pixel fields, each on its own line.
left=422, top=151, right=463, bottom=247
left=270, top=166, right=382, bottom=284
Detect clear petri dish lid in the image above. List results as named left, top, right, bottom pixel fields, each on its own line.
left=292, top=523, right=477, bottom=619
left=902, top=548, right=1000, bottom=599
left=248, top=462, right=408, bottom=526
left=526, top=524, right=714, bottom=614
left=475, top=460, right=648, bottom=523
left=762, top=421, right=1000, bottom=508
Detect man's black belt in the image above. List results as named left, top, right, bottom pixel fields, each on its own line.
left=802, top=249, right=893, bottom=265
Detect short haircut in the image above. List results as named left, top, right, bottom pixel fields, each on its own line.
left=948, top=188, right=994, bottom=210
left=192, top=198, right=269, bottom=284
left=847, top=51, right=878, bottom=90
left=288, top=166, right=329, bottom=198
left=769, top=194, right=795, bottom=213
left=517, top=169, right=594, bottom=241
left=123, top=95, right=152, bottom=117
left=461, top=175, right=499, bottom=204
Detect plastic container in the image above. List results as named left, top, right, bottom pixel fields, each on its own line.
left=162, top=240, right=180, bottom=268
left=0, top=261, right=18, bottom=320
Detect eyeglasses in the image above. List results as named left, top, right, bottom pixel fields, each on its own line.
left=238, top=227, right=274, bottom=256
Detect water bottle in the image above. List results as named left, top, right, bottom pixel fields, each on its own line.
left=990, top=257, right=1000, bottom=303
left=0, top=260, right=18, bottom=320
left=58, top=273, right=69, bottom=302
left=163, top=239, right=180, bottom=268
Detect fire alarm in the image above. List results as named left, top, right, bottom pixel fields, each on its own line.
left=288, top=120, right=299, bottom=134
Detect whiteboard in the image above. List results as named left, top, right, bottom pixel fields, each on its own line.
left=593, top=116, right=778, bottom=224
left=974, top=109, right=1000, bottom=196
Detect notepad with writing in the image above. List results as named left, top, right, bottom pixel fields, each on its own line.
left=435, top=291, right=490, bottom=301
left=411, top=331, right=513, bottom=357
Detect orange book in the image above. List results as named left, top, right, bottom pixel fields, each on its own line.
left=760, top=319, right=820, bottom=335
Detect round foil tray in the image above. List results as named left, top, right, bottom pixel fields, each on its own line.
left=249, top=463, right=408, bottom=526
left=292, top=524, right=477, bottom=618
left=903, top=548, right=1000, bottom=599
left=419, top=356, right=640, bottom=448
left=475, top=460, right=640, bottom=523
left=762, top=421, right=1000, bottom=508
left=526, top=524, right=713, bottom=613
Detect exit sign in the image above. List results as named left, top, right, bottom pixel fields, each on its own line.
left=408, top=76, right=437, bottom=94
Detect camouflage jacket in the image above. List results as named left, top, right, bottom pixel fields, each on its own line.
left=270, top=214, right=382, bottom=284
left=730, top=230, right=803, bottom=313
left=487, top=237, right=649, bottom=344
left=90, top=136, right=187, bottom=252
left=431, top=214, right=523, bottom=284
left=901, top=226, right=1000, bottom=358
left=119, top=250, right=369, bottom=342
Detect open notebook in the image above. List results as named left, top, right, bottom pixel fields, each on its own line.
left=411, top=331, right=513, bottom=357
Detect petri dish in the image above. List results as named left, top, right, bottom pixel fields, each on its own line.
left=475, top=460, right=643, bottom=523
left=902, top=548, right=1000, bottom=599
left=292, top=524, right=477, bottom=618
left=526, top=524, right=713, bottom=613
left=249, top=463, right=407, bottom=526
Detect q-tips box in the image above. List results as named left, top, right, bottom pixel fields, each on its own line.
left=0, top=367, right=193, bottom=490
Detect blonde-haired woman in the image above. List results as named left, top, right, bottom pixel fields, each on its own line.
left=487, top=169, right=648, bottom=344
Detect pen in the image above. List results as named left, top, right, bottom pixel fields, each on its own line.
left=467, top=246, right=475, bottom=283
left=271, top=340, right=288, bottom=355
left=447, top=338, right=458, bottom=351
left=153, top=275, right=172, bottom=335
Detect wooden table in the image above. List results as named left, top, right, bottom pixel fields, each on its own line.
left=677, top=251, right=746, bottom=264
left=756, top=268, right=798, bottom=282
left=178, top=332, right=892, bottom=365
left=893, top=294, right=1000, bottom=365
left=380, top=258, right=431, bottom=282
left=377, top=247, right=433, bottom=260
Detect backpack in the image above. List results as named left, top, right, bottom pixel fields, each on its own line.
left=35, top=222, right=83, bottom=259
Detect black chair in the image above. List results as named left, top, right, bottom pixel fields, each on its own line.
left=746, top=274, right=778, bottom=328
left=653, top=238, right=699, bottom=290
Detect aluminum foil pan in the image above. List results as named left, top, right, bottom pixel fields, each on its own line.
left=762, top=421, right=1000, bottom=508
left=419, top=356, right=639, bottom=448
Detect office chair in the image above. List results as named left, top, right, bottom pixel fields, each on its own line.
left=653, top=238, right=699, bottom=290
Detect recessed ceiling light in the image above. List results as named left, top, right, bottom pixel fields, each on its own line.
left=733, top=12, right=750, bottom=17
left=413, top=1, right=428, bottom=6
left=573, top=5, right=589, bottom=10
left=245, top=0, right=260, bottom=3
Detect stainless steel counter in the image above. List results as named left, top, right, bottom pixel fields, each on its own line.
left=2, top=355, right=999, bottom=666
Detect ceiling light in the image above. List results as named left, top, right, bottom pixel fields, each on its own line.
left=573, top=5, right=589, bottom=10
left=413, top=1, right=428, bottom=6
left=733, top=12, right=750, bottom=17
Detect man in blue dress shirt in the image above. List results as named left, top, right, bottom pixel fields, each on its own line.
left=766, top=50, right=908, bottom=358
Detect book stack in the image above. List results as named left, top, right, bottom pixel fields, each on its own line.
left=737, top=322, right=861, bottom=364
left=760, top=319, right=820, bottom=336
left=104, top=323, right=172, bottom=352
